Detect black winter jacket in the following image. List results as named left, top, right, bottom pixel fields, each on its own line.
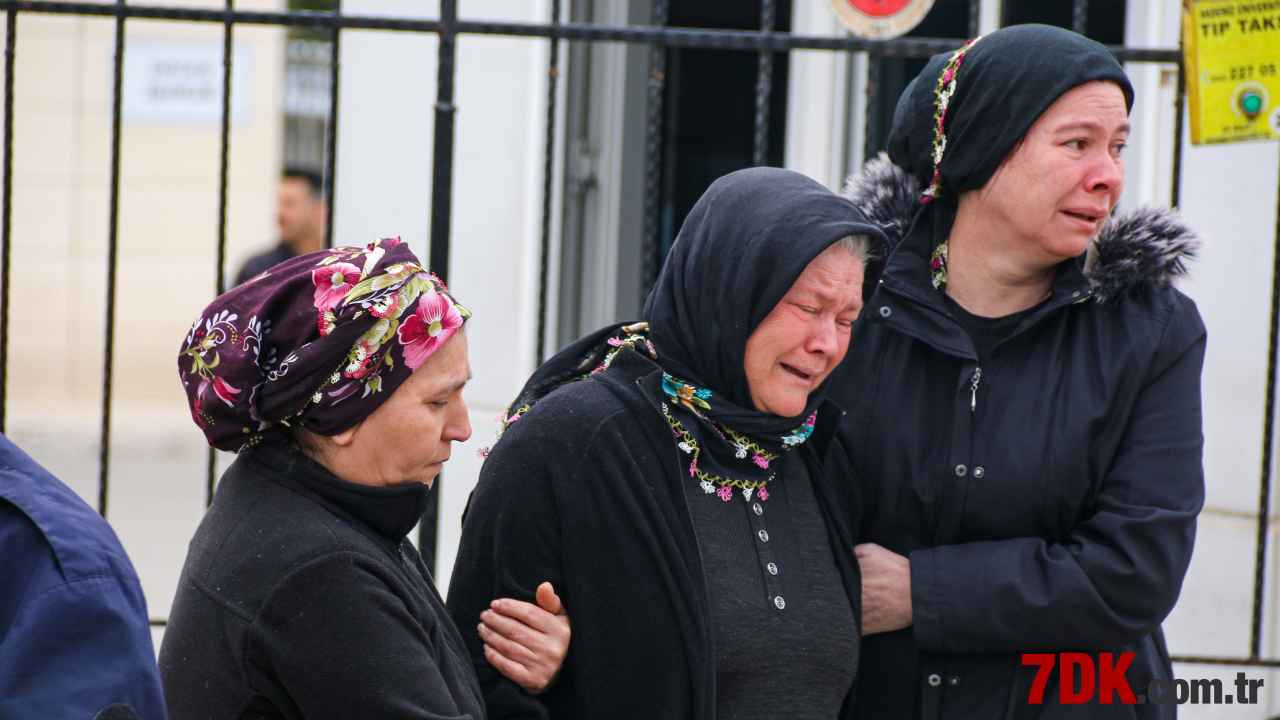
left=445, top=348, right=863, bottom=720
left=159, top=444, right=486, bottom=720
left=835, top=157, right=1206, bottom=719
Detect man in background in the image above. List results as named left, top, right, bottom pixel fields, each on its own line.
left=234, top=167, right=327, bottom=286
left=0, top=433, right=166, bottom=718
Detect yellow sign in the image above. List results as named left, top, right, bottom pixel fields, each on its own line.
left=1183, top=0, right=1280, bottom=145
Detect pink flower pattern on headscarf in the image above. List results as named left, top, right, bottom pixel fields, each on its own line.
left=178, top=238, right=469, bottom=452
left=311, top=263, right=361, bottom=309
left=211, top=376, right=241, bottom=406
left=397, top=289, right=465, bottom=371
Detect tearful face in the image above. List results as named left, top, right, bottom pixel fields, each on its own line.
left=743, top=245, right=865, bottom=418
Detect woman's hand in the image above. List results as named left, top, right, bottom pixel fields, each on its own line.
left=479, top=582, right=571, bottom=695
left=856, top=543, right=913, bottom=635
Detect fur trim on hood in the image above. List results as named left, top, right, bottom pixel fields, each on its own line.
left=841, top=153, right=1202, bottom=305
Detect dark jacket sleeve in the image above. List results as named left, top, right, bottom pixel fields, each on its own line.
left=248, top=552, right=479, bottom=720
left=446, top=402, right=617, bottom=720
left=910, top=293, right=1207, bottom=653
left=0, top=573, right=168, bottom=720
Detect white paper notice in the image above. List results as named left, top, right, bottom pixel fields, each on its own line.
left=122, top=40, right=254, bottom=126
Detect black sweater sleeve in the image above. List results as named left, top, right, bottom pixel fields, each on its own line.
left=446, top=400, right=617, bottom=719
left=247, top=551, right=479, bottom=720
left=910, top=293, right=1207, bottom=652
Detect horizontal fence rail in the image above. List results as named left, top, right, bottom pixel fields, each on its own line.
left=0, top=0, right=1274, bottom=674
left=0, top=2, right=1180, bottom=61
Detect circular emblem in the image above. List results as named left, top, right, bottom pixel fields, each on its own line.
left=828, top=0, right=937, bottom=38
left=1231, top=82, right=1269, bottom=122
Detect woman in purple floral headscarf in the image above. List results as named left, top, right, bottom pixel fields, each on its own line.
left=160, top=238, right=570, bottom=720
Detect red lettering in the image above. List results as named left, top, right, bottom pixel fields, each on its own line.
left=1060, top=653, right=1096, bottom=703
left=1023, top=654, right=1056, bottom=704
left=1098, top=653, right=1137, bottom=704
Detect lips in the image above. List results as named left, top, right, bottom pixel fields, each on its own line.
left=1063, top=209, right=1106, bottom=224
left=781, top=363, right=820, bottom=380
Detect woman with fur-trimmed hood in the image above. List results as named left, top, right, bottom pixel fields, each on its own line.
left=834, top=24, right=1203, bottom=720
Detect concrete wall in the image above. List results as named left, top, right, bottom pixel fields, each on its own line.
left=3, top=0, right=284, bottom=652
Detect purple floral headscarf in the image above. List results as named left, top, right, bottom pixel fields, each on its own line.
left=179, top=237, right=469, bottom=452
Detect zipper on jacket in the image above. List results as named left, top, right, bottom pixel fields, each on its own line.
left=970, top=367, right=982, bottom=412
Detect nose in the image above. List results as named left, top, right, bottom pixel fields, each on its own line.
left=804, top=317, right=841, bottom=358
left=445, top=396, right=472, bottom=443
left=1085, top=147, right=1124, bottom=196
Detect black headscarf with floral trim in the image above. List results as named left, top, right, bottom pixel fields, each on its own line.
left=494, top=168, right=884, bottom=501
left=887, top=24, right=1133, bottom=202
left=178, top=237, right=469, bottom=452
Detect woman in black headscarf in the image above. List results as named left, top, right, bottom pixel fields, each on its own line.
left=446, top=167, right=886, bottom=719
left=828, top=24, right=1204, bottom=719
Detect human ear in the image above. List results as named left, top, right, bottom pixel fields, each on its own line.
left=330, top=420, right=362, bottom=447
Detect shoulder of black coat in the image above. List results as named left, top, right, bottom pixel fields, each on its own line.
left=490, top=371, right=637, bottom=456
left=194, top=455, right=364, bottom=583
left=841, top=154, right=1202, bottom=306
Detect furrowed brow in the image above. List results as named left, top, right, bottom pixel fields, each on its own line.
left=1055, top=120, right=1130, bottom=135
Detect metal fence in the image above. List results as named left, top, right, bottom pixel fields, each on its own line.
left=0, top=0, right=1275, bottom=671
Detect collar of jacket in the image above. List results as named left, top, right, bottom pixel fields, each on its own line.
left=249, top=442, right=431, bottom=544
left=870, top=205, right=1095, bottom=360
left=0, top=432, right=138, bottom=582
left=602, top=347, right=845, bottom=462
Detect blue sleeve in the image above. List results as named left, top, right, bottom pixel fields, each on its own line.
left=0, top=574, right=168, bottom=720
left=0, top=499, right=50, bottom=638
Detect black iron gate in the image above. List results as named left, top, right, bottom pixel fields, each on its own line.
left=0, top=0, right=1276, bottom=672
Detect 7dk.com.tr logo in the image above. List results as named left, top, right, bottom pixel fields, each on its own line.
left=1022, top=653, right=1264, bottom=705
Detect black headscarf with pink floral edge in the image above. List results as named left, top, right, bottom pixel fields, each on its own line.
left=178, top=237, right=470, bottom=452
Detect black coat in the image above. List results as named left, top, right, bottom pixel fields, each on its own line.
left=159, top=444, right=486, bottom=720
left=835, top=157, right=1206, bottom=719
left=445, top=348, right=863, bottom=720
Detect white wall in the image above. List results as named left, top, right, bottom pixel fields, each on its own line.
left=334, top=0, right=554, bottom=593
left=784, top=0, right=848, bottom=190
left=2, top=1, right=285, bottom=653
left=1110, top=0, right=1280, bottom=715
left=1163, top=98, right=1280, bottom=720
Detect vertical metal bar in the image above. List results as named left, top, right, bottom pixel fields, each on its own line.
left=535, top=0, right=561, bottom=366
left=1072, top=0, right=1088, bottom=36
left=421, top=0, right=459, bottom=564
left=207, top=0, right=234, bottom=508
left=323, top=0, right=341, bottom=249
left=863, top=50, right=881, bottom=163
left=0, top=8, right=15, bottom=435
left=639, top=0, right=668, bottom=297
left=967, top=0, right=980, bottom=38
left=752, top=0, right=776, bottom=167
left=1252, top=153, right=1280, bottom=660
left=1171, top=58, right=1185, bottom=209
left=429, top=0, right=457, bottom=281
left=99, top=0, right=126, bottom=517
